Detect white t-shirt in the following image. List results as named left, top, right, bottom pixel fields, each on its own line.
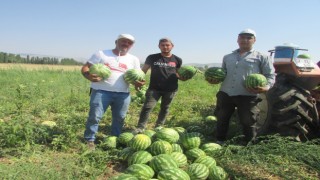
left=88, top=49, right=141, bottom=93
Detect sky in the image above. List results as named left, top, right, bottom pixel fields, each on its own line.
left=1, top=0, right=319, bottom=64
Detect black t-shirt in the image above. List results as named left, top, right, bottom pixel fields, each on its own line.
left=145, top=53, right=182, bottom=92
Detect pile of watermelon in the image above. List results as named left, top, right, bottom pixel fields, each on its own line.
left=106, top=125, right=228, bottom=180
left=124, top=69, right=146, bottom=84
left=89, top=63, right=111, bottom=79
left=178, top=65, right=198, bottom=80
left=204, top=67, right=226, bottom=83
left=245, top=74, right=267, bottom=88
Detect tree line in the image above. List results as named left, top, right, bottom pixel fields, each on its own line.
left=0, top=52, right=83, bottom=65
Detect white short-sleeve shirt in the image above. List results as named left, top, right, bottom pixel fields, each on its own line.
left=88, top=49, right=141, bottom=93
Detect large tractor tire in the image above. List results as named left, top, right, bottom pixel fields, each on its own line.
left=258, top=73, right=320, bottom=141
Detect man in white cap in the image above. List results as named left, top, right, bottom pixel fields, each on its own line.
left=81, top=33, right=141, bottom=150
left=207, top=28, right=275, bottom=145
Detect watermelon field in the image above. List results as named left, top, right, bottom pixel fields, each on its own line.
left=0, top=64, right=319, bottom=179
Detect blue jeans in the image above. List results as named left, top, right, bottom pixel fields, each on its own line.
left=84, top=89, right=131, bottom=141
left=137, top=89, right=176, bottom=129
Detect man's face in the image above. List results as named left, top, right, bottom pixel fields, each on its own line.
left=158, top=41, right=173, bottom=53
left=116, top=38, right=134, bottom=53
left=237, top=35, right=256, bottom=50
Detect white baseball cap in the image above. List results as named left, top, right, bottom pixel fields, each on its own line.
left=239, top=28, right=256, bottom=37
left=117, top=34, right=135, bottom=43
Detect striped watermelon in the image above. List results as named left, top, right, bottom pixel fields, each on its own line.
left=89, top=63, right=111, bottom=79
left=118, top=132, right=134, bottom=146
left=180, top=132, right=202, bottom=150
left=172, top=143, right=183, bottom=153
left=155, top=128, right=180, bottom=143
left=208, top=165, right=228, bottom=180
left=205, top=115, right=217, bottom=122
left=118, top=147, right=135, bottom=161
left=173, top=126, right=186, bottom=135
left=204, top=67, right=226, bottom=82
left=149, top=140, right=173, bottom=155
left=130, top=134, right=152, bottom=151
left=128, top=151, right=153, bottom=166
left=170, top=152, right=188, bottom=167
left=125, top=164, right=155, bottom=180
left=149, top=154, right=178, bottom=173
left=185, top=148, right=206, bottom=162
left=245, top=73, right=267, bottom=88
left=101, top=136, right=117, bottom=149
left=187, top=163, right=209, bottom=180
left=186, top=125, right=203, bottom=133
left=124, top=69, right=145, bottom=84
left=157, top=168, right=190, bottom=180
left=194, top=155, right=217, bottom=169
left=201, top=143, right=222, bottom=154
left=143, top=129, right=156, bottom=138
left=178, top=65, right=198, bottom=80
left=110, top=173, right=138, bottom=180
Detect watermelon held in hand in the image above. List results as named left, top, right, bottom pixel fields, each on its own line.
left=124, top=69, right=145, bottom=84
left=245, top=73, right=267, bottom=88
left=204, top=67, right=226, bottom=82
left=89, top=63, right=111, bottom=79
left=178, top=65, right=198, bottom=80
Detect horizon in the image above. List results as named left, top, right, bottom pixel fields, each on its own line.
left=1, top=0, right=319, bottom=64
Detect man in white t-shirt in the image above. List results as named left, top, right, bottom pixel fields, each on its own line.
left=81, top=34, right=141, bottom=150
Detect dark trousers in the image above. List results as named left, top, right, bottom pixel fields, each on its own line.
left=137, top=89, right=176, bottom=129
left=214, top=91, right=261, bottom=142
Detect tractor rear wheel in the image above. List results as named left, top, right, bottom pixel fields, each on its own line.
left=258, top=73, right=320, bottom=141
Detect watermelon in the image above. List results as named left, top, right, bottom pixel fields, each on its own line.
left=180, top=132, right=202, bottom=150
left=173, top=127, right=186, bottom=134
left=110, top=174, right=138, bottom=180
left=155, top=128, right=180, bottom=143
left=204, top=67, right=226, bottom=82
left=125, top=164, right=155, bottom=180
left=157, top=168, right=190, bottom=180
left=101, top=136, right=117, bottom=149
left=186, top=125, right=203, bottom=133
left=171, top=143, right=183, bottom=153
left=41, top=120, right=57, bottom=128
left=128, top=151, right=153, bottom=166
left=194, top=155, right=217, bottom=169
left=143, top=129, right=156, bottom=138
left=118, top=147, right=135, bottom=161
left=201, top=143, right=222, bottom=154
left=170, top=152, right=188, bottom=167
left=208, top=165, right=228, bottom=180
left=118, top=132, right=134, bottom=146
left=130, top=134, right=152, bottom=151
left=89, top=63, right=111, bottom=79
left=297, top=54, right=311, bottom=59
left=245, top=73, right=267, bottom=88
left=149, top=140, right=173, bottom=155
left=187, top=163, right=209, bottom=180
left=149, top=154, right=178, bottom=173
left=185, top=148, right=206, bottom=162
left=178, top=65, right=198, bottom=79
left=205, top=115, right=217, bottom=122
left=124, top=69, right=145, bottom=84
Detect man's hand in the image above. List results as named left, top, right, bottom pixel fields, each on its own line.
left=206, top=77, right=221, bottom=84
left=134, top=80, right=146, bottom=91
left=88, top=73, right=102, bottom=82
left=247, top=86, right=269, bottom=94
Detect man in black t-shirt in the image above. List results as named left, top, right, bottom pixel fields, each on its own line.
left=134, top=38, right=183, bottom=133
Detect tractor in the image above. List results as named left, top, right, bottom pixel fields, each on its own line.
left=257, top=43, right=320, bottom=141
